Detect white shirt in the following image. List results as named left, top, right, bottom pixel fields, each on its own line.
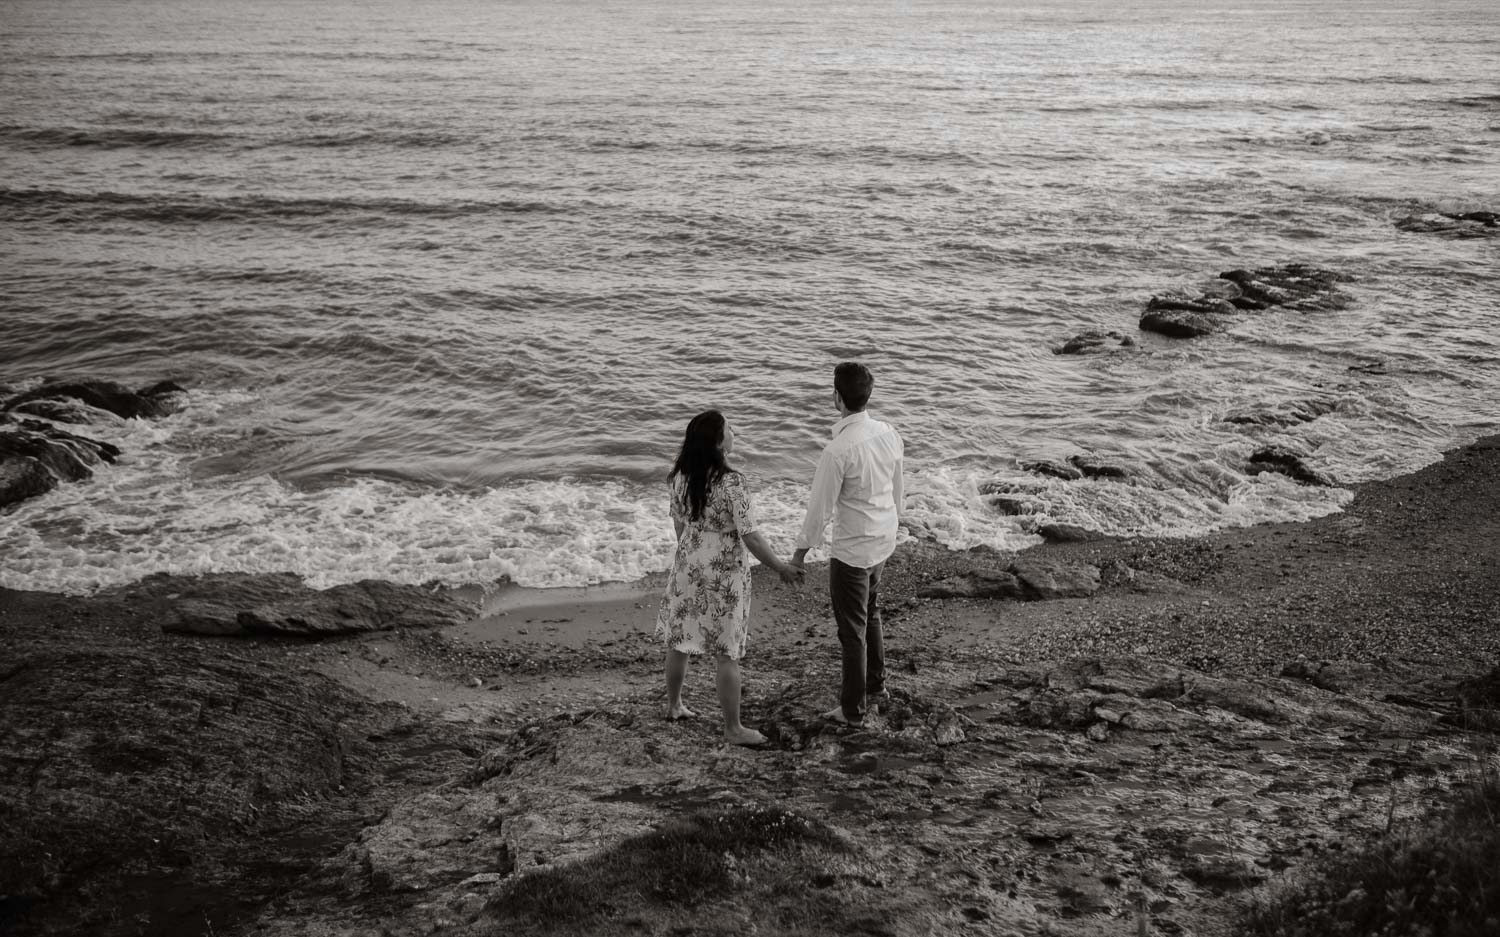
left=796, top=411, right=904, bottom=568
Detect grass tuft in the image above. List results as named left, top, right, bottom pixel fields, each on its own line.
left=1240, top=772, right=1500, bottom=937
left=488, top=803, right=848, bottom=928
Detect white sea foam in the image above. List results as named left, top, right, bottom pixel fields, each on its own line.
left=1, top=423, right=1360, bottom=596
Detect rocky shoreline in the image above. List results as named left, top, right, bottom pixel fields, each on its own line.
left=3, top=437, right=1499, bottom=937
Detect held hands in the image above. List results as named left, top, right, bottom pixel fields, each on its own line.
left=776, top=548, right=808, bottom=588
left=776, top=560, right=804, bottom=587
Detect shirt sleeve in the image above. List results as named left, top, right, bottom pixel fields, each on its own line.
left=667, top=477, right=686, bottom=524
left=892, top=432, right=905, bottom=520
left=725, top=472, right=757, bottom=537
left=796, top=445, right=842, bottom=551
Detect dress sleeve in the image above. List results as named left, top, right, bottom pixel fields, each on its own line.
left=726, top=472, right=758, bottom=537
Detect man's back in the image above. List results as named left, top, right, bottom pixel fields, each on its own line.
left=798, top=410, right=904, bottom=568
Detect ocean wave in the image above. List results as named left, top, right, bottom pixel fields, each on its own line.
left=0, top=188, right=568, bottom=225
left=0, top=125, right=225, bottom=149
left=0, top=124, right=469, bottom=151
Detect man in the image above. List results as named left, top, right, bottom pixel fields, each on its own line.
left=791, top=361, right=904, bottom=725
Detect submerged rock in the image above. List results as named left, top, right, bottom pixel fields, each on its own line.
left=2, top=379, right=188, bottom=421
left=0, top=419, right=121, bottom=508
left=1246, top=445, right=1337, bottom=487
left=1139, top=264, right=1353, bottom=339
left=1019, top=459, right=1085, bottom=481
left=1069, top=454, right=1131, bottom=480
left=1052, top=329, right=1138, bottom=355
left=1395, top=211, right=1499, bottom=238
left=1224, top=398, right=1338, bottom=428
left=1219, top=265, right=1354, bottom=312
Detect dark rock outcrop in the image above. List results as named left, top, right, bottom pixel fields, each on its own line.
left=1139, top=264, right=1353, bottom=339
left=1246, top=445, right=1337, bottom=487
left=1395, top=211, right=1499, bottom=238
left=0, top=420, right=121, bottom=508
left=109, top=572, right=478, bottom=638
left=1052, top=329, right=1137, bottom=355
left=1, top=380, right=188, bottom=421
left=0, top=379, right=188, bottom=508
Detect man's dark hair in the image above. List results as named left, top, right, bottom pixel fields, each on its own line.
left=834, top=362, right=874, bottom=412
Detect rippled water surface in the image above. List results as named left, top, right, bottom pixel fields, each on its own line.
left=2, top=0, right=1498, bottom=592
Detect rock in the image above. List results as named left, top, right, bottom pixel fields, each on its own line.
left=1068, top=454, right=1131, bottom=480
left=119, top=573, right=478, bottom=638
left=1, top=380, right=188, bottom=421
left=351, top=790, right=505, bottom=892
left=1052, top=329, right=1138, bottom=355
left=1179, top=837, right=1268, bottom=890
left=1224, top=398, right=1338, bottom=428
left=1246, top=446, right=1337, bottom=487
left=1010, top=558, right=1101, bottom=600
left=1395, top=211, right=1499, bottom=238
left=1140, top=307, right=1226, bottom=338
left=917, top=571, right=1025, bottom=600
left=0, top=420, right=121, bottom=508
left=987, top=495, right=1036, bottom=516
left=1035, top=523, right=1109, bottom=543
left=1146, top=289, right=1239, bottom=316
left=1218, top=264, right=1353, bottom=312
left=1140, top=264, right=1353, bottom=338
left=0, top=457, right=56, bottom=506
left=1020, top=459, right=1084, bottom=481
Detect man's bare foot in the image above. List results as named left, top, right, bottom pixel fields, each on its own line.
left=667, top=704, right=698, bottom=721
left=724, top=726, right=767, bottom=746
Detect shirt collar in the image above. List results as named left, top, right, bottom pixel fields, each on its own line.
left=831, top=411, right=869, bottom=437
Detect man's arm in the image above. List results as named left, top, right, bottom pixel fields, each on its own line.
left=892, top=455, right=904, bottom=523
left=793, top=447, right=841, bottom=565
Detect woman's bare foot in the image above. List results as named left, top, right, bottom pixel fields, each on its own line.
left=667, top=704, right=698, bottom=721
left=724, top=726, right=767, bottom=746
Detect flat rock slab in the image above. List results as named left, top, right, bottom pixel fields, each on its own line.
left=107, top=572, right=478, bottom=637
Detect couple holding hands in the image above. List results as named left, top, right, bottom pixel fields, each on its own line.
left=654, top=362, right=905, bottom=746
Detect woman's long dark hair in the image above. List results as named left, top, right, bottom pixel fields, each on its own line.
left=669, top=409, right=733, bottom=521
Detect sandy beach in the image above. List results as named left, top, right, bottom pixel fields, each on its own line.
left=3, top=436, right=1498, bottom=937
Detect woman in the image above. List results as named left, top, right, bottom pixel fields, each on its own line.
left=656, top=409, right=800, bottom=746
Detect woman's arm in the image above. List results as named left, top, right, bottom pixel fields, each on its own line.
left=673, top=519, right=685, bottom=540
left=742, top=531, right=800, bottom=584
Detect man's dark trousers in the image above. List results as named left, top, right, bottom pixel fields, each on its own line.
left=830, top=557, right=886, bottom=723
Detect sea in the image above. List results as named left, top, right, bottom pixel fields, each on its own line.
left=2, top=0, right=1497, bottom=596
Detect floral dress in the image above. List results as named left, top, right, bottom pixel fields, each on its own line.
left=655, top=471, right=757, bottom=660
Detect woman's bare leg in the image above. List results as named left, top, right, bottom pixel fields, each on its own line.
left=665, top=649, right=696, bottom=719
left=715, top=654, right=765, bottom=745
